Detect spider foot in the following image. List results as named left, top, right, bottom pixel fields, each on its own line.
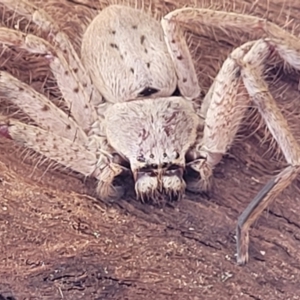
left=96, top=180, right=125, bottom=202
left=236, top=225, right=250, bottom=265
left=186, top=158, right=213, bottom=194
left=186, top=178, right=213, bottom=195
left=96, top=164, right=126, bottom=202
left=236, top=250, right=249, bottom=266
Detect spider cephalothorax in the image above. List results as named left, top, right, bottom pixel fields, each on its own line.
left=1, top=1, right=300, bottom=265
left=104, top=97, right=202, bottom=203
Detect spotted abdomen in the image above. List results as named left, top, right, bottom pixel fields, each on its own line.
left=81, top=5, right=177, bottom=104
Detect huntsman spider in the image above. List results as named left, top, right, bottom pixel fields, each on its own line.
left=0, top=1, right=300, bottom=264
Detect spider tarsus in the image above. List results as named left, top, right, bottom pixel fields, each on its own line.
left=185, top=178, right=212, bottom=195
left=236, top=254, right=249, bottom=266
left=236, top=223, right=249, bottom=265
left=236, top=249, right=249, bottom=266
left=96, top=180, right=125, bottom=202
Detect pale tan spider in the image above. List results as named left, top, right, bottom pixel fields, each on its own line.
left=0, top=0, right=300, bottom=265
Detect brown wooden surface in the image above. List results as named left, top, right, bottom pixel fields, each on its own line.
left=1, top=0, right=300, bottom=299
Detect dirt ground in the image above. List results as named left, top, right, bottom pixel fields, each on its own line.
left=1, top=0, right=300, bottom=299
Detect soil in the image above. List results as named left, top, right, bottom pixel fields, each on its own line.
left=1, top=0, right=300, bottom=299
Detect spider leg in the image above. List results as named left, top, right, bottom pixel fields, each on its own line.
left=0, top=118, right=98, bottom=176
left=186, top=42, right=253, bottom=193
left=0, top=71, right=87, bottom=144
left=0, top=2, right=126, bottom=200
left=163, top=7, right=300, bottom=108
left=191, top=38, right=300, bottom=264
left=0, top=117, right=125, bottom=201
left=166, top=7, right=300, bottom=264
left=161, top=14, right=201, bottom=100
left=0, top=0, right=101, bottom=133
left=0, top=71, right=124, bottom=200
left=161, top=7, right=295, bottom=45
left=236, top=39, right=300, bottom=265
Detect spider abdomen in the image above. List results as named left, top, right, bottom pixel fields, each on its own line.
left=81, top=5, right=177, bottom=104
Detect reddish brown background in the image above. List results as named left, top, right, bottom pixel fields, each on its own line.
left=1, top=0, right=300, bottom=299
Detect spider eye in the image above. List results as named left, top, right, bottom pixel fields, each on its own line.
left=137, top=154, right=145, bottom=162
left=162, top=162, right=168, bottom=168
left=138, top=87, right=159, bottom=97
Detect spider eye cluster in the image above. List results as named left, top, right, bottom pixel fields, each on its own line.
left=135, top=150, right=183, bottom=179
left=138, top=163, right=182, bottom=174
left=137, top=151, right=180, bottom=163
